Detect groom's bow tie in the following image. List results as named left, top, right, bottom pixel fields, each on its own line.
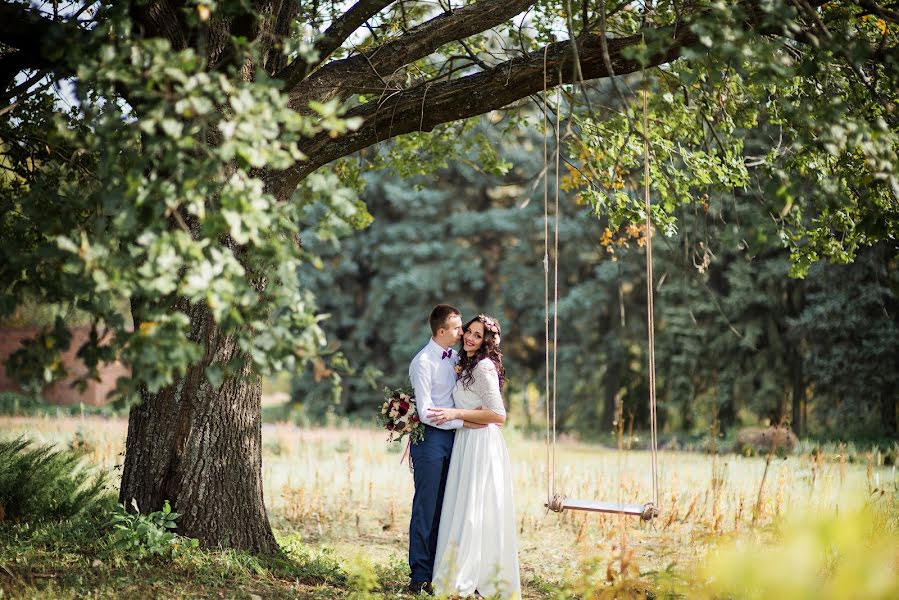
left=441, top=348, right=453, bottom=360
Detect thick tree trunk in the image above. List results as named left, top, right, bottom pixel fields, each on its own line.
left=116, top=3, right=289, bottom=555
left=119, top=301, right=277, bottom=554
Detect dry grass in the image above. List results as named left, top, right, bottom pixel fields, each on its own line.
left=1, top=410, right=895, bottom=597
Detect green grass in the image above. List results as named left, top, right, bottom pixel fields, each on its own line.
left=1, top=409, right=897, bottom=599
left=0, top=521, right=349, bottom=599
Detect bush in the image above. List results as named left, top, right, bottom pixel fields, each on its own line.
left=0, top=390, right=126, bottom=418
left=733, top=426, right=798, bottom=456
left=105, top=499, right=199, bottom=559
left=0, top=391, right=46, bottom=415
left=694, top=501, right=899, bottom=599
left=0, top=437, right=111, bottom=523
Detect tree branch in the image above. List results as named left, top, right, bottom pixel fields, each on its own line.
left=0, top=67, right=48, bottom=104
left=278, top=0, right=397, bottom=86
left=273, top=24, right=695, bottom=199
left=857, top=0, right=899, bottom=24
left=0, top=3, right=92, bottom=90
left=0, top=52, right=37, bottom=94
left=285, top=0, right=538, bottom=108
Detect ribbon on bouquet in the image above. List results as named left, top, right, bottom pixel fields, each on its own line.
left=400, top=437, right=411, bottom=466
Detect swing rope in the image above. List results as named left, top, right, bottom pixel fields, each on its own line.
left=552, top=81, right=562, bottom=508
left=542, top=60, right=660, bottom=521
left=643, top=79, right=660, bottom=510
left=542, top=46, right=553, bottom=509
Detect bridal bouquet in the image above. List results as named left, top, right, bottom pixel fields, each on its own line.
left=378, top=386, right=424, bottom=445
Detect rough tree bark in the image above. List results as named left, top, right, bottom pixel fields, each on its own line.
left=120, top=301, right=276, bottom=553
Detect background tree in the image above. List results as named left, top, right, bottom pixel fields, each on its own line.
left=1, top=0, right=897, bottom=554
left=791, top=247, right=899, bottom=437
left=298, top=118, right=898, bottom=440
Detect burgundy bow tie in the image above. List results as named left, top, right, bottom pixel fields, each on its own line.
left=441, top=348, right=453, bottom=360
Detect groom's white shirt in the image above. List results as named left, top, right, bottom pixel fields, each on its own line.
left=409, top=339, right=463, bottom=430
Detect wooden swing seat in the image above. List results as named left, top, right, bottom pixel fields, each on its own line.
left=540, top=76, right=661, bottom=524
left=545, top=495, right=659, bottom=521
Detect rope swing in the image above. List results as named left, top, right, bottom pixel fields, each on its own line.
left=542, top=64, right=660, bottom=523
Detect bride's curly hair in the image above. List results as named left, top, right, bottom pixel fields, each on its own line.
left=456, top=314, right=505, bottom=392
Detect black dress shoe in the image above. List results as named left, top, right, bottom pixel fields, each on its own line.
left=407, top=581, right=434, bottom=595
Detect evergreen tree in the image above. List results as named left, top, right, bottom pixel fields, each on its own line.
left=300, top=120, right=899, bottom=442
left=791, top=247, right=899, bottom=437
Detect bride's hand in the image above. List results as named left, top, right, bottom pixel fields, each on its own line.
left=428, top=407, right=458, bottom=425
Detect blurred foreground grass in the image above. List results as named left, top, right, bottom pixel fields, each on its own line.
left=1, top=408, right=896, bottom=598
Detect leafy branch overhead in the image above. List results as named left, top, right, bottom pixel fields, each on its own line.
left=0, top=0, right=897, bottom=394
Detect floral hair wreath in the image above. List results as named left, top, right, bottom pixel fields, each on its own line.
left=477, top=314, right=501, bottom=346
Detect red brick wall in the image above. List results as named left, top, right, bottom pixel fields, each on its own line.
left=0, top=326, right=129, bottom=406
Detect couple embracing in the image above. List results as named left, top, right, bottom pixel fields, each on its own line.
left=407, top=304, right=520, bottom=598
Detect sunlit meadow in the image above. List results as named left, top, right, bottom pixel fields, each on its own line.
left=2, top=400, right=897, bottom=598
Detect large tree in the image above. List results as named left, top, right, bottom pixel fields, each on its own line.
left=1, top=0, right=896, bottom=553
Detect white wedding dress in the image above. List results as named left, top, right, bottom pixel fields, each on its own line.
left=433, top=358, right=521, bottom=599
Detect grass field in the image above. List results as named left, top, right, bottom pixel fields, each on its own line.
left=1, top=408, right=897, bottom=598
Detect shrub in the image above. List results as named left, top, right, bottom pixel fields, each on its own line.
left=0, top=437, right=110, bottom=523
left=0, top=391, right=45, bottom=416
left=0, top=391, right=126, bottom=418
left=695, top=501, right=899, bottom=599
left=733, top=426, right=798, bottom=456
left=105, top=499, right=199, bottom=559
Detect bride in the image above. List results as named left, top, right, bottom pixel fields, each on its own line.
left=428, top=314, right=521, bottom=598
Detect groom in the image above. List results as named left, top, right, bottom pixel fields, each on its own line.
left=407, top=304, right=465, bottom=595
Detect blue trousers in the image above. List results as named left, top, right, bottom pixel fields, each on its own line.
left=408, top=425, right=455, bottom=583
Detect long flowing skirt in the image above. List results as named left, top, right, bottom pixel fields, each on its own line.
left=433, top=425, right=521, bottom=598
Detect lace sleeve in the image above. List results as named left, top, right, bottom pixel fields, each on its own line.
left=473, top=358, right=505, bottom=416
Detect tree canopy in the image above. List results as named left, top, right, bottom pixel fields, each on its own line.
left=1, top=0, right=897, bottom=397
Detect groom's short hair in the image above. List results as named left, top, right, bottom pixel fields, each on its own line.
left=429, top=304, right=461, bottom=335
